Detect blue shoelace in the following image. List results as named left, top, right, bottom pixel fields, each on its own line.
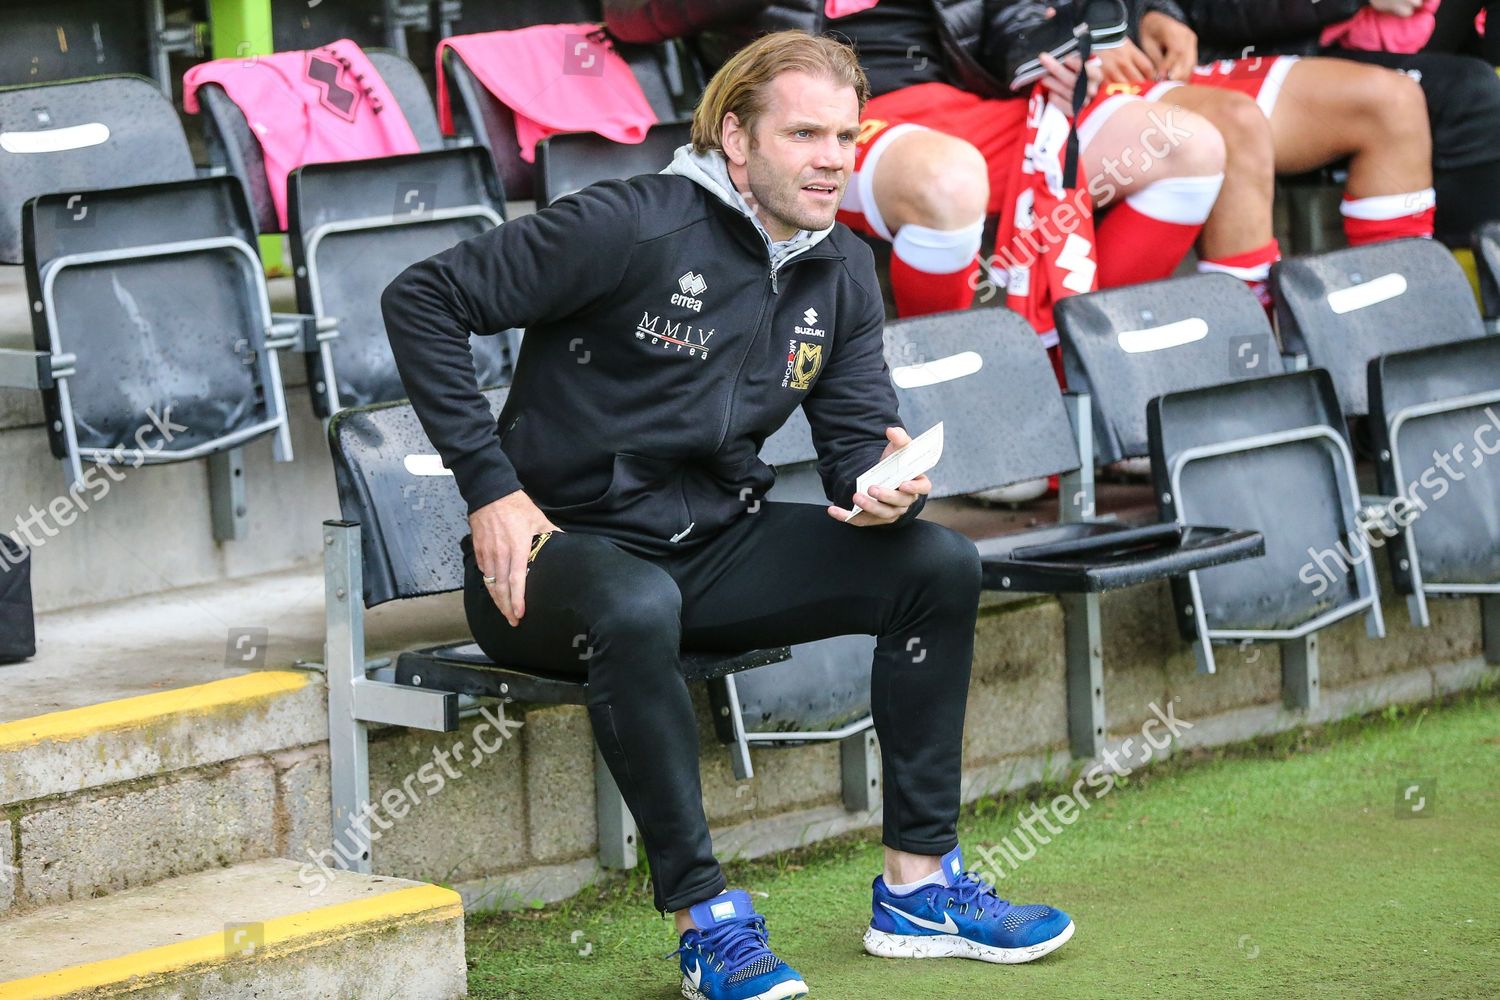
left=669, top=914, right=775, bottom=974
left=934, top=871, right=1011, bottom=921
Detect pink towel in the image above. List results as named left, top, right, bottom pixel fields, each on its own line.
left=1321, top=1, right=1441, bottom=53
left=826, top=0, right=882, bottom=16
left=436, top=25, right=657, bottom=163
left=184, top=40, right=421, bottom=229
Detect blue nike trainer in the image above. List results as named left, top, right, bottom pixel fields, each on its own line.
left=864, top=847, right=1075, bottom=963
left=672, top=890, right=808, bottom=1000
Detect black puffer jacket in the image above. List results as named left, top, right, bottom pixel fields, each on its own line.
left=605, top=0, right=1046, bottom=98
left=606, top=0, right=1192, bottom=96
left=1172, top=0, right=1365, bottom=60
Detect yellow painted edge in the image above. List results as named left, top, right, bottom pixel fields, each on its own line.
left=0, top=883, right=463, bottom=1000
left=0, top=671, right=312, bottom=751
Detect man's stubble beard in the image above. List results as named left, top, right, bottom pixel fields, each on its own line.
left=745, top=150, right=843, bottom=237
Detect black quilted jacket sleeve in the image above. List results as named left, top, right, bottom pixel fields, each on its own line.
left=1178, top=0, right=1366, bottom=57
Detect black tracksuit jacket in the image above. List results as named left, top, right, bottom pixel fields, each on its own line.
left=381, top=172, right=922, bottom=557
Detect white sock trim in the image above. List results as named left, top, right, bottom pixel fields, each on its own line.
left=892, top=219, right=984, bottom=275
left=1340, top=188, right=1437, bottom=220
left=1197, top=258, right=1272, bottom=282
left=885, top=869, right=948, bottom=895
left=1122, top=172, right=1224, bottom=226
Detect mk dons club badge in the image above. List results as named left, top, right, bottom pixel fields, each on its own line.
left=783, top=341, right=823, bottom=390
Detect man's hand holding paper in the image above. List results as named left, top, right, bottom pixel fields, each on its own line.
left=828, top=424, right=942, bottom=526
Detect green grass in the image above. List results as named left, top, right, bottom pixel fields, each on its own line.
left=466, top=690, right=1500, bottom=999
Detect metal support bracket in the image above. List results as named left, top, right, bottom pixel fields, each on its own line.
left=1061, top=592, right=1106, bottom=760
left=719, top=672, right=755, bottom=781
left=595, top=745, right=638, bottom=870
left=322, top=520, right=460, bottom=876
left=208, top=448, right=248, bottom=543
left=1059, top=391, right=1096, bottom=524
left=267, top=313, right=339, bottom=353
left=1280, top=633, right=1320, bottom=711
left=1484, top=594, right=1500, bottom=666
left=325, top=521, right=373, bottom=874
left=0, top=349, right=75, bottom=391
left=840, top=729, right=881, bottom=813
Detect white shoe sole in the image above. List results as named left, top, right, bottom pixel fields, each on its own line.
left=680, top=976, right=809, bottom=1000
left=969, top=478, right=1049, bottom=506
left=861, top=919, right=1075, bottom=964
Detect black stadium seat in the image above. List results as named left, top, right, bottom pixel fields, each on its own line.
left=441, top=31, right=690, bottom=203
left=1368, top=336, right=1500, bottom=642
left=0, top=1, right=193, bottom=92
left=197, top=49, right=447, bottom=234
left=1056, top=273, right=1283, bottom=466
left=1273, top=238, right=1487, bottom=416
left=287, top=146, right=513, bottom=416
left=0, top=76, right=311, bottom=540
left=882, top=310, right=1266, bottom=755
left=322, top=391, right=793, bottom=872
left=1150, top=369, right=1386, bottom=709
left=535, top=119, right=693, bottom=206
left=1474, top=221, right=1500, bottom=332
left=0, top=75, right=196, bottom=264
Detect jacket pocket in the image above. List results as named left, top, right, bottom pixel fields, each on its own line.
left=544, top=453, right=693, bottom=544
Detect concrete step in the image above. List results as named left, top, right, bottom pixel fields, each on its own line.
left=0, top=858, right=467, bottom=999
left=0, top=563, right=469, bottom=915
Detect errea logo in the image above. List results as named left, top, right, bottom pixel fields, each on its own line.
left=673, top=271, right=707, bottom=312
left=794, top=304, right=825, bottom=339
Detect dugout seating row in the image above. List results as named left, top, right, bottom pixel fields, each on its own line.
left=8, top=31, right=1500, bottom=863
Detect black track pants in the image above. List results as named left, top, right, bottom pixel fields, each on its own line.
left=461, top=502, right=982, bottom=912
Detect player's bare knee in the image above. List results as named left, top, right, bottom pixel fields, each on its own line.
left=1380, top=73, right=1431, bottom=153
left=1205, top=92, right=1274, bottom=177
left=881, top=134, right=987, bottom=231
left=1157, top=108, right=1226, bottom=178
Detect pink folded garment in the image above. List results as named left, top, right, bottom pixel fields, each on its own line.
left=1321, top=1, right=1441, bottom=54
left=436, top=25, right=657, bottom=164
left=826, top=0, right=882, bottom=16
left=183, top=39, right=421, bottom=229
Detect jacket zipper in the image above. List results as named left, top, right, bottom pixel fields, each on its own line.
left=710, top=272, right=776, bottom=454
left=711, top=247, right=825, bottom=454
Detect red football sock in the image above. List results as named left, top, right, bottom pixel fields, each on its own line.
left=1046, top=342, right=1066, bottom=390
left=1096, top=174, right=1223, bottom=288
left=1197, top=238, right=1281, bottom=309
left=889, top=254, right=979, bottom=316
left=1340, top=189, right=1436, bottom=246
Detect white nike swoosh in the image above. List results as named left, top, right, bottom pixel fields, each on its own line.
left=880, top=901, right=958, bottom=934
left=686, top=960, right=702, bottom=989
